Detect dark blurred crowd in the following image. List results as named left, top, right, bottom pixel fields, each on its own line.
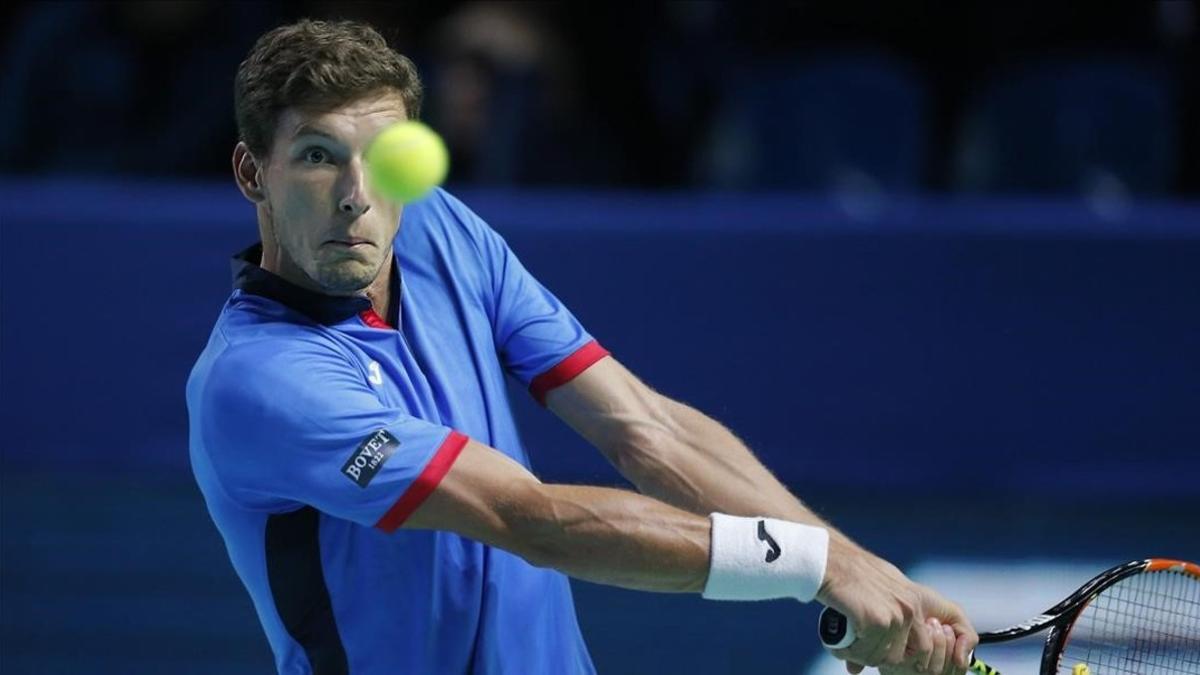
left=3, top=1, right=1198, bottom=196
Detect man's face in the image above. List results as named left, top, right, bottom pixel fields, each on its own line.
left=257, top=92, right=408, bottom=294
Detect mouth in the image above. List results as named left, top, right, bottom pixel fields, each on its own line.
left=324, top=237, right=374, bottom=248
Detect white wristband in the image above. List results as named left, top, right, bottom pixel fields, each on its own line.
left=702, top=513, right=828, bottom=603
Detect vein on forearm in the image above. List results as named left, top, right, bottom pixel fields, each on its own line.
left=511, top=483, right=710, bottom=593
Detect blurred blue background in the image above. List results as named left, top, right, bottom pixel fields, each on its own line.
left=2, top=2, right=1198, bottom=673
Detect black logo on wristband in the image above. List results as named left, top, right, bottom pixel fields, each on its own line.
left=757, top=520, right=781, bottom=563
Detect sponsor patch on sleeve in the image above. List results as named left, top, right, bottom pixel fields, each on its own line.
left=341, top=429, right=401, bottom=488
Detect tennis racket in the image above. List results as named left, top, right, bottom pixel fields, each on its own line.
left=817, top=558, right=1200, bottom=674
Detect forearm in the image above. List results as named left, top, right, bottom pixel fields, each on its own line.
left=502, top=484, right=711, bottom=593
left=543, top=361, right=977, bottom=668
left=614, top=396, right=849, bottom=540
left=547, top=360, right=856, bottom=548
left=409, top=433, right=950, bottom=668
left=637, top=399, right=926, bottom=613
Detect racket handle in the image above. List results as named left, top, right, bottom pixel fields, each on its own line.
left=818, top=607, right=992, bottom=674
left=818, top=606, right=857, bottom=649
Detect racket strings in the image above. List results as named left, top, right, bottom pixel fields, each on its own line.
left=1059, top=569, right=1200, bottom=674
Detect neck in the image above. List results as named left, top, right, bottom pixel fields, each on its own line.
left=362, top=252, right=394, bottom=320
left=259, top=235, right=395, bottom=323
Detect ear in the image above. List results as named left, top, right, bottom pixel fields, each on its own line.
left=232, top=141, right=269, bottom=204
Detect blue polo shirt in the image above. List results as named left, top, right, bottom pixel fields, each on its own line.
left=186, top=189, right=609, bottom=674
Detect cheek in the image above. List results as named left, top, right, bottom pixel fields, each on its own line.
left=276, top=177, right=332, bottom=242
left=384, top=204, right=403, bottom=232
left=371, top=206, right=403, bottom=245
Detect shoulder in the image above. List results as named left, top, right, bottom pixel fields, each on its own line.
left=407, top=188, right=504, bottom=251
left=413, top=187, right=483, bottom=228
left=198, top=326, right=358, bottom=419
left=400, top=189, right=513, bottom=296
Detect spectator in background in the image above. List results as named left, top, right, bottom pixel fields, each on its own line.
left=0, top=1, right=274, bottom=176
left=425, top=2, right=622, bottom=186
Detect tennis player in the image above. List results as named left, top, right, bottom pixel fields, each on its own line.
left=187, top=19, right=977, bottom=675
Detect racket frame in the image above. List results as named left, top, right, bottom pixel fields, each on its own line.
left=818, top=557, right=1200, bottom=675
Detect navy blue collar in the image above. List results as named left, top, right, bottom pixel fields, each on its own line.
left=231, top=243, right=375, bottom=325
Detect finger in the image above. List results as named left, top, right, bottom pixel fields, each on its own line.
left=952, top=623, right=979, bottom=669
left=917, top=618, right=941, bottom=672
left=909, top=618, right=934, bottom=671
left=937, top=623, right=956, bottom=675
left=946, top=607, right=977, bottom=668
left=833, top=646, right=877, bottom=670
left=837, top=623, right=885, bottom=667
left=884, top=613, right=912, bottom=665
left=867, top=631, right=895, bottom=667
left=954, top=633, right=972, bottom=673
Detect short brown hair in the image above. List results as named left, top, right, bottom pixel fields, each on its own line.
left=235, top=19, right=423, bottom=158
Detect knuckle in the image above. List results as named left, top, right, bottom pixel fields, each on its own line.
left=920, top=628, right=934, bottom=648
left=868, top=609, right=890, bottom=631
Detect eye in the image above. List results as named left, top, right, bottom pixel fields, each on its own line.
left=303, top=147, right=330, bottom=164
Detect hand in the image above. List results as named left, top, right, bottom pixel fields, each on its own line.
left=817, top=538, right=979, bottom=674
left=878, top=618, right=961, bottom=675
left=817, top=538, right=929, bottom=672
left=915, top=586, right=978, bottom=673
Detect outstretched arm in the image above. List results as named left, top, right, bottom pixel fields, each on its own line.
left=545, top=356, right=833, bottom=529
left=545, top=356, right=976, bottom=672
left=406, top=438, right=710, bottom=593
left=404, top=435, right=961, bottom=675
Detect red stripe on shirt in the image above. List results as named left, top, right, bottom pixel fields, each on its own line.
left=529, top=340, right=610, bottom=406
left=359, top=309, right=391, bottom=329
left=374, top=430, right=469, bottom=533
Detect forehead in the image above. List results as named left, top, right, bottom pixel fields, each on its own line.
left=276, top=91, right=409, bottom=146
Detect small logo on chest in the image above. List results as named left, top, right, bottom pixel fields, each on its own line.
left=367, top=361, right=384, bottom=386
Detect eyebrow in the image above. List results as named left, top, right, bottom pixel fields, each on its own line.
left=291, top=125, right=343, bottom=143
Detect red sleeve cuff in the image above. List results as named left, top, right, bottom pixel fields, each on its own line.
left=528, top=340, right=610, bottom=406
left=374, top=430, right=469, bottom=533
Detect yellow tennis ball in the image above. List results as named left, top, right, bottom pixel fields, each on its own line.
left=366, top=121, right=449, bottom=203
left=1073, top=664, right=1090, bottom=675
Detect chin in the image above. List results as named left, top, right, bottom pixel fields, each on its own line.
left=313, top=260, right=377, bottom=294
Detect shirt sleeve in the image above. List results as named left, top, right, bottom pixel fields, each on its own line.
left=199, top=337, right=468, bottom=532
left=438, top=190, right=610, bottom=404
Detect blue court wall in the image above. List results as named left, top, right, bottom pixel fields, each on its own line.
left=2, top=180, right=1198, bottom=497
left=2, top=180, right=1199, bottom=673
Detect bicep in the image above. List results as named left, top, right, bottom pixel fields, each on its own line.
left=403, top=439, right=545, bottom=551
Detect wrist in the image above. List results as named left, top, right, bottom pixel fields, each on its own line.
left=702, top=513, right=828, bottom=602
left=816, top=536, right=868, bottom=605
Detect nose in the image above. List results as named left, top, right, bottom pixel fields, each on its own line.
left=338, top=158, right=371, bottom=217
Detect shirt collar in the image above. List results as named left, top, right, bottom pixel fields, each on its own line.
left=230, top=243, right=374, bottom=325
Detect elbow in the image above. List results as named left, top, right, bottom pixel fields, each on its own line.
left=607, top=413, right=686, bottom=483
left=606, top=392, right=681, bottom=462
left=611, top=416, right=673, bottom=454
